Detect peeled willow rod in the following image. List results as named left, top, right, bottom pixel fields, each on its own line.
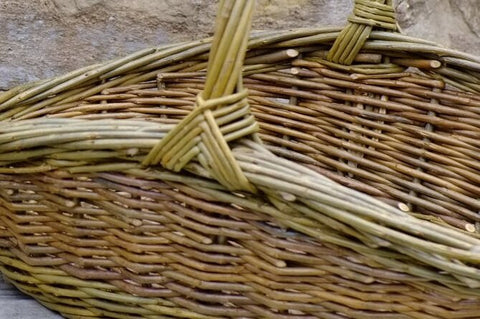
left=233, top=149, right=480, bottom=247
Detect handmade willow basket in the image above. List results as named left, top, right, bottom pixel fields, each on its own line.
left=2, top=1, right=480, bottom=318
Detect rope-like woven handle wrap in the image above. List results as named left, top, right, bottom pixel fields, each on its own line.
left=327, top=0, right=397, bottom=65
left=143, top=0, right=257, bottom=192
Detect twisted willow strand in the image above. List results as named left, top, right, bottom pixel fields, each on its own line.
left=327, top=0, right=397, bottom=65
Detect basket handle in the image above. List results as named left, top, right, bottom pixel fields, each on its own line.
left=327, top=0, right=397, bottom=65
left=143, top=0, right=258, bottom=193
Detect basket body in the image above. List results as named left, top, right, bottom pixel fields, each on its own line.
left=1, top=27, right=480, bottom=318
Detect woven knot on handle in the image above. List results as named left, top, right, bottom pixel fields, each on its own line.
left=143, top=89, right=258, bottom=193
left=327, top=0, right=397, bottom=65
left=144, top=0, right=257, bottom=192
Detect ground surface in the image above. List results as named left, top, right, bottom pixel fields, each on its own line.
left=0, top=0, right=480, bottom=318
left=0, top=277, right=61, bottom=318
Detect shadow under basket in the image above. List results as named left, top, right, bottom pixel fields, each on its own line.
left=2, top=1, right=480, bottom=318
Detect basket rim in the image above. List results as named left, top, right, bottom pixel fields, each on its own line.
left=2, top=26, right=480, bottom=108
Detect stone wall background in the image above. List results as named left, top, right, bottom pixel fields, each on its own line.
left=1, top=0, right=479, bottom=89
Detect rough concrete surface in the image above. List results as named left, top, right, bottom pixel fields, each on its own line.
left=0, top=277, right=62, bottom=319
left=1, top=0, right=479, bottom=89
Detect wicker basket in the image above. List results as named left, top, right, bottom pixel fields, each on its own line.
left=2, top=0, right=480, bottom=318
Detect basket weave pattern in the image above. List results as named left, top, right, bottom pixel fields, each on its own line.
left=1, top=1, right=480, bottom=318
